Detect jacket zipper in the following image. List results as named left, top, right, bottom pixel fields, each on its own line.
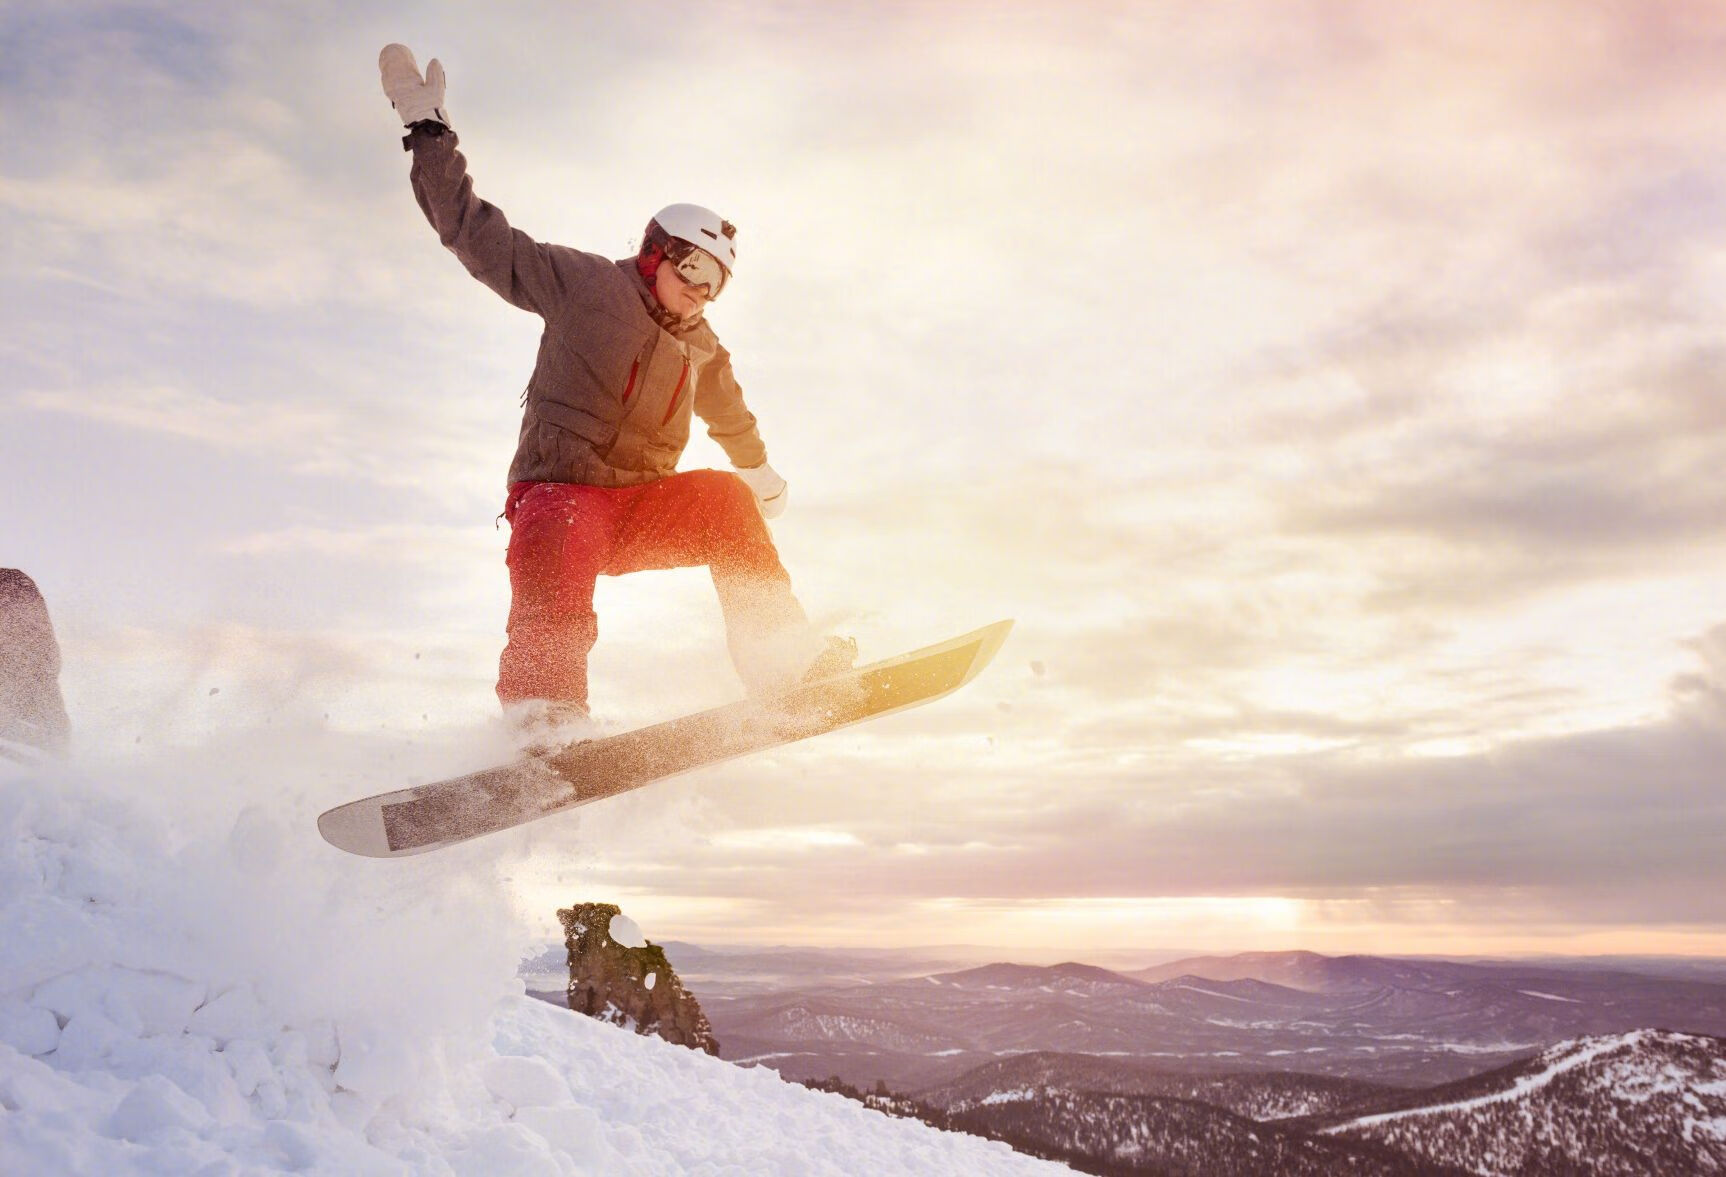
left=660, top=361, right=690, bottom=426
left=621, top=359, right=640, bottom=405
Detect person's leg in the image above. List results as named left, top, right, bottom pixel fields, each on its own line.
left=496, top=483, right=620, bottom=715
left=606, top=470, right=820, bottom=693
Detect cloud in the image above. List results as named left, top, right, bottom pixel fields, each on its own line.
left=533, top=616, right=1726, bottom=949
left=10, top=375, right=512, bottom=518
left=1266, top=313, right=1726, bottom=613
left=9, top=0, right=1726, bottom=954
left=0, top=5, right=471, bottom=311
left=220, top=522, right=492, bottom=560
left=20, top=382, right=341, bottom=452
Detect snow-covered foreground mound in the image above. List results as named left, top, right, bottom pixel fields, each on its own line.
left=0, top=736, right=1061, bottom=1174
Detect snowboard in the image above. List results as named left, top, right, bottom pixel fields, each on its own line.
left=318, top=619, right=1013, bottom=858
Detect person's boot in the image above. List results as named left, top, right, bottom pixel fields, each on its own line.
left=800, top=635, right=858, bottom=685
left=503, top=699, right=594, bottom=757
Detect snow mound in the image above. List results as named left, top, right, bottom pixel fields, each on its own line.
left=607, top=912, right=647, bottom=950
left=0, top=740, right=1060, bottom=1174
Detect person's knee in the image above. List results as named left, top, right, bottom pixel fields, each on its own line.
left=714, top=469, right=765, bottom=522
left=662, top=469, right=760, bottom=530
left=685, top=467, right=752, bottom=501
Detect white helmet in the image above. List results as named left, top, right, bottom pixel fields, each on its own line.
left=646, top=203, right=737, bottom=273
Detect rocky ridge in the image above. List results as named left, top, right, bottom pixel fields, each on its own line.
left=0, top=569, right=70, bottom=760
left=558, top=902, right=718, bottom=1056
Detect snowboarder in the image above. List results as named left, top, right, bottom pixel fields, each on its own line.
left=378, top=45, right=853, bottom=739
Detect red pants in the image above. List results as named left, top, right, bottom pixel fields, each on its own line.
left=496, top=471, right=808, bottom=712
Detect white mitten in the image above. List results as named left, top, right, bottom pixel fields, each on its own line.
left=379, top=44, right=449, bottom=127
left=734, top=463, right=789, bottom=520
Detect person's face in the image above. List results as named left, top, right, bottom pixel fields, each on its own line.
left=655, top=258, right=711, bottom=318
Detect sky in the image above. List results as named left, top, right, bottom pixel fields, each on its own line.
left=3, top=0, right=1725, bottom=961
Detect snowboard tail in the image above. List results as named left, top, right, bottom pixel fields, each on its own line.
left=318, top=619, right=1012, bottom=858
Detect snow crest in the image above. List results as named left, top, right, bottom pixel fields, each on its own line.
left=0, top=742, right=1060, bottom=1174
left=1332, top=1032, right=1651, bottom=1131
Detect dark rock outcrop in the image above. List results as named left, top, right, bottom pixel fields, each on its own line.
left=0, top=569, right=70, bottom=759
left=558, top=903, right=718, bottom=1056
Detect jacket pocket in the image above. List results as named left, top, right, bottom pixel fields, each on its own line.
left=535, top=399, right=615, bottom=449
left=621, top=357, right=640, bottom=406
left=660, top=360, right=690, bottom=426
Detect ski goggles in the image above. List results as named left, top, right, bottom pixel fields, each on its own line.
left=665, top=239, right=728, bottom=299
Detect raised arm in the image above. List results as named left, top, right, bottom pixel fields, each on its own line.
left=379, top=44, right=565, bottom=316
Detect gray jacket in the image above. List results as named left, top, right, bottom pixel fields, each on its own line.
left=407, top=126, right=768, bottom=489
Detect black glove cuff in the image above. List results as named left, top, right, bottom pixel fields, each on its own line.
left=400, top=120, right=451, bottom=152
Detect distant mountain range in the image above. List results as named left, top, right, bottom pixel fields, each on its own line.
left=522, top=947, right=1726, bottom=1173
left=926, top=1030, right=1725, bottom=1176
left=675, top=949, right=1726, bottom=1090
left=1130, top=949, right=1466, bottom=992
left=919, top=1051, right=1393, bottom=1121
left=1309, top=1029, right=1726, bottom=1176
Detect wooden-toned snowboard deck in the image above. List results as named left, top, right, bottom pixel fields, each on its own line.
left=318, top=620, right=1012, bottom=857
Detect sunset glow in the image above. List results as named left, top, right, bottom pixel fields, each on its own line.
left=5, top=0, right=1725, bottom=962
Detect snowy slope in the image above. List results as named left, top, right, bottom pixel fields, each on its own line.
left=0, top=739, right=1064, bottom=1175
left=1322, top=1029, right=1726, bottom=1176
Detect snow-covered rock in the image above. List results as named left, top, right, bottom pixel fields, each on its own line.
left=607, top=912, right=647, bottom=950
left=0, top=743, right=1063, bottom=1174
left=559, top=902, right=717, bottom=1055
